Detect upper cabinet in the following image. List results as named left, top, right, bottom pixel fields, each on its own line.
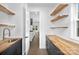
left=50, top=4, right=68, bottom=16
left=0, top=4, right=15, bottom=15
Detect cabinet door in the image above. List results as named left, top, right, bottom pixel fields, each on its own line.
left=1, top=43, right=17, bottom=55
left=46, top=37, right=64, bottom=55
left=1, top=40, right=22, bottom=55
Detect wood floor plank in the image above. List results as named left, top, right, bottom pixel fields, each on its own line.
left=28, top=32, right=48, bottom=55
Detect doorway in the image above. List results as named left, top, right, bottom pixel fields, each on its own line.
left=28, top=11, right=40, bottom=54
left=29, top=11, right=39, bottom=45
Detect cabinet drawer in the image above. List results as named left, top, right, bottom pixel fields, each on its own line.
left=46, top=38, right=59, bottom=51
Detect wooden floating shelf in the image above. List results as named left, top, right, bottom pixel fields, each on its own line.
left=0, top=4, right=15, bottom=15
left=50, top=4, right=68, bottom=16
left=50, top=27, right=68, bottom=29
left=51, top=15, right=68, bottom=22
left=0, top=24, right=15, bottom=28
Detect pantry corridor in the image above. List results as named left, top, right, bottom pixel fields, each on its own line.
left=28, top=32, right=48, bottom=55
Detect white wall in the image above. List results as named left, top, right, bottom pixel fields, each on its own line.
left=0, top=3, right=24, bottom=54
left=28, top=3, right=57, bottom=49
left=6, top=3, right=24, bottom=37
left=0, top=3, right=24, bottom=39
left=47, top=4, right=71, bottom=38
left=28, top=3, right=71, bottom=49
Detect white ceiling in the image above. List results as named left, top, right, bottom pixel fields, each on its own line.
left=27, top=3, right=57, bottom=7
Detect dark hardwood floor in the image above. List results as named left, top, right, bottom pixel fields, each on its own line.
left=28, top=32, right=48, bottom=55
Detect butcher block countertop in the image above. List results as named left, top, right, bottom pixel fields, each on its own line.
left=47, top=35, right=79, bottom=55
left=0, top=38, right=21, bottom=53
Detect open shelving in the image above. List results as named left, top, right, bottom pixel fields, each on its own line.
left=51, top=15, right=68, bottom=22
left=0, top=4, right=15, bottom=28
left=0, top=4, right=15, bottom=15
left=50, top=4, right=68, bottom=16
left=50, top=27, right=68, bottom=29
left=49, top=3, right=69, bottom=31
left=0, top=24, right=15, bottom=28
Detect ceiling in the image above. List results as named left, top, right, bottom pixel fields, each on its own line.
left=27, top=3, right=57, bottom=7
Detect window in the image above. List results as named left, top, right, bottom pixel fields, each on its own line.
left=78, top=4, right=79, bottom=19
left=76, top=4, right=79, bottom=37
left=77, top=21, right=79, bottom=36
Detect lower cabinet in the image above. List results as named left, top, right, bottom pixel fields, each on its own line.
left=1, top=39, right=22, bottom=55
left=46, top=36, right=64, bottom=55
